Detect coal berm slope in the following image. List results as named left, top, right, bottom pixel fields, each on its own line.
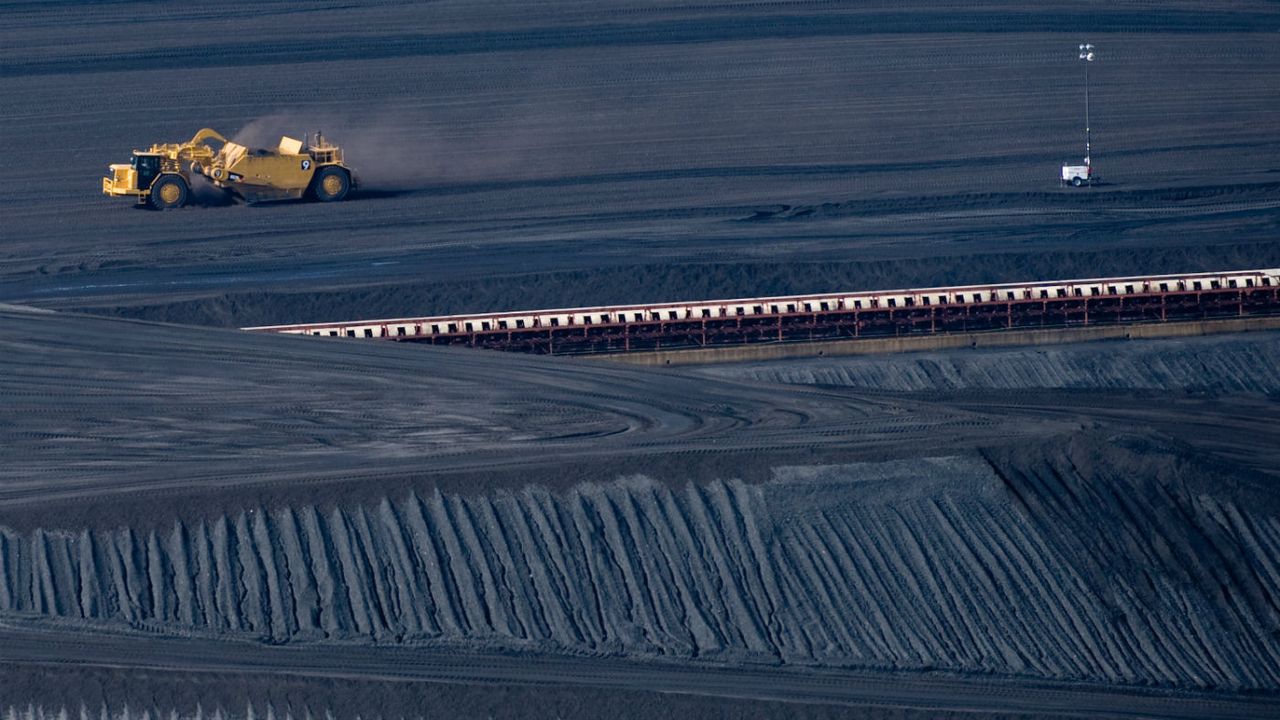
left=1, top=444, right=1279, bottom=693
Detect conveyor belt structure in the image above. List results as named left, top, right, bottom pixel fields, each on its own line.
left=244, top=268, right=1280, bottom=355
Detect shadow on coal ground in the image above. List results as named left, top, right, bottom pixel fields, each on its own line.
left=76, top=240, right=1280, bottom=328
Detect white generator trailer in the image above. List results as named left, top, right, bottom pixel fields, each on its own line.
left=1061, top=162, right=1093, bottom=187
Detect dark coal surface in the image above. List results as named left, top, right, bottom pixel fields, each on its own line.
left=2, top=1, right=1279, bottom=324
left=702, top=331, right=1280, bottom=395
left=1, top=664, right=1021, bottom=720
left=1, top=308, right=1279, bottom=717
left=3, top=1, right=1280, bottom=717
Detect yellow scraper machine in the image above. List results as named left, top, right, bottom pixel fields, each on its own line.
left=102, top=128, right=357, bottom=209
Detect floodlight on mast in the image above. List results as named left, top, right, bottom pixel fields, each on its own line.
left=1078, top=43, right=1095, bottom=165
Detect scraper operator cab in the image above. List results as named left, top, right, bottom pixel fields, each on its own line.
left=131, top=153, right=161, bottom=190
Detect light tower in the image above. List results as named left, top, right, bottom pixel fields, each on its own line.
left=1079, top=43, right=1095, bottom=166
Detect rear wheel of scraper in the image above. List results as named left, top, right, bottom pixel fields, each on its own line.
left=313, top=166, right=350, bottom=202
left=149, top=174, right=188, bottom=210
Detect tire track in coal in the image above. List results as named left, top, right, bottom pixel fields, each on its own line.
left=9, top=8, right=1280, bottom=78
left=1, top=308, right=913, bottom=508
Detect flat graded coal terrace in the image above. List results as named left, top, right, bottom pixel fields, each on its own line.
left=2, top=1, right=1280, bottom=718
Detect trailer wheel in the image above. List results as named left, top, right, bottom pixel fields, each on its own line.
left=150, top=174, right=189, bottom=210
left=313, top=167, right=350, bottom=202
left=1071, top=177, right=1084, bottom=187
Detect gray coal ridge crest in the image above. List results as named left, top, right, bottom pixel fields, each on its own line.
left=4, top=0, right=1280, bottom=717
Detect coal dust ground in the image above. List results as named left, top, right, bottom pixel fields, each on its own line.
left=2, top=1, right=1279, bottom=718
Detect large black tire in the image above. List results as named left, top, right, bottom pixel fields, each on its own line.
left=149, top=174, right=189, bottom=210
left=1071, top=177, right=1084, bottom=188
left=313, top=166, right=351, bottom=202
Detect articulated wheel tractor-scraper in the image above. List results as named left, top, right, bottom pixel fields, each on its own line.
left=102, top=128, right=358, bottom=209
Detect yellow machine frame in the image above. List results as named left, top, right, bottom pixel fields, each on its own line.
left=103, top=128, right=356, bottom=208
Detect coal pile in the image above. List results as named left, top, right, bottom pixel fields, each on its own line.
left=2, top=1, right=1279, bottom=717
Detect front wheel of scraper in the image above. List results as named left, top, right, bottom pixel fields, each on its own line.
left=313, top=167, right=351, bottom=202
left=149, top=175, right=189, bottom=210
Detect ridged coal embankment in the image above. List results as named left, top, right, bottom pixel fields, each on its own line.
left=1, top=441, right=1278, bottom=691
